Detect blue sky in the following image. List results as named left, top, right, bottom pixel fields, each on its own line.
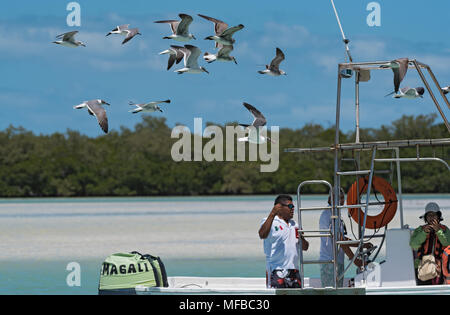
left=1, top=0, right=449, bottom=137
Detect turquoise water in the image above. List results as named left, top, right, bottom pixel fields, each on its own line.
left=0, top=258, right=325, bottom=295
left=0, top=194, right=448, bottom=294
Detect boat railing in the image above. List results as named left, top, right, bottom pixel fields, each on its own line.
left=291, top=58, right=450, bottom=289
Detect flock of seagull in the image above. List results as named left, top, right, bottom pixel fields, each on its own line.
left=54, top=13, right=286, bottom=141
left=53, top=13, right=449, bottom=140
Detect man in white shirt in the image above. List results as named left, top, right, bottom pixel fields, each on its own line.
left=319, top=188, right=373, bottom=287
left=259, top=194, right=309, bottom=288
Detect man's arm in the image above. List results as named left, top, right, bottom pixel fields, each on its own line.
left=258, top=204, right=281, bottom=239
left=409, top=226, right=428, bottom=250
left=437, top=225, right=450, bottom=247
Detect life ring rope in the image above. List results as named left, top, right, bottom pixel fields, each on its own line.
left=347, top=176, right=398, bottom=229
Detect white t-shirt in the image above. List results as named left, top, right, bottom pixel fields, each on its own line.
left=260, top=216, right=300, bottom=272
left=319, top=209, right=346, bottom=264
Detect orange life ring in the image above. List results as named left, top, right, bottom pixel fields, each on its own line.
left=347, top=176, right=398, bottom=229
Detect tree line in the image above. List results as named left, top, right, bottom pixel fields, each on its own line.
left=0, top=113, right=448, bottom=197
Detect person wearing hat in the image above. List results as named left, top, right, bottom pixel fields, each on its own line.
left=410, top=202, right=450, bottom=285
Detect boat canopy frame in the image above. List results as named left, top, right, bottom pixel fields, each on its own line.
left=289, top=58, right=450, bottom=289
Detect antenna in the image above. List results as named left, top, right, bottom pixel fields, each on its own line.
left=330, top=0, right=353, bottom=63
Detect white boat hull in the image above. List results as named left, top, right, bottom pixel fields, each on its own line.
left=133, top=276, right=450, bottom=295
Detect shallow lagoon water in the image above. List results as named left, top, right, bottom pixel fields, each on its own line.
left=0, top=194, right=448, bottom=294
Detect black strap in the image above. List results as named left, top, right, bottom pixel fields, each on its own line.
left=130, top=251, right=161, bottom=287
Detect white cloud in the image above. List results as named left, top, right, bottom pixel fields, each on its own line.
left=313, top=54, right=341, bottom=73
left=416, top=55, right=450, bottom=73
left=258, top=22, right=312, bottom=48
left=351, top=40, right=386, bottom=60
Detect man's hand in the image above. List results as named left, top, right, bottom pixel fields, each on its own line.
left=302, top=238, right=309, bottom=251
left=270, top=204, right=283, bottom=217
left=423, top=220, right=440, bottom=233
left=429, top=218, right=441, bottom=232
left=258, top=204, right=283, bottom=239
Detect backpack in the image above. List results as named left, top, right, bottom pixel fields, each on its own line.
left=98, top=251, right=168, bottom=294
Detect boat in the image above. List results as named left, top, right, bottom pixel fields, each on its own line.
left=99, top=1, right=450, bottom=296
left=132, top=57, right=450, bottom=295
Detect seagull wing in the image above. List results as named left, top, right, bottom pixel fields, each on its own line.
left=197, top=14, right=228, bottom=35
left=403, top=87, right=420, bottom=98
left=269, top=48, right=285, bottom=71
left=170, top=45, right=185, bottom=64
left=57, top=31, right=79, bottom=42
left=217, top=45, right=233, bottom=57
left=176, top=14, right=193, bottom=36
left=167, top=53, right=177, bottom=70
left=243, top=102, right=266, bottom=127
left=117, top=24, right=130, bottom=31
left=221, top=24, right=244, bottom=40
left=154, top=19, right=179, bottom=35
left=86, top=100, right=108, bottom=133
left=399, top=86, right=410, bottom=94
left=184, top=45, right=201, bottom=68
left=122, top=28, right=139, bottom=44
left=140, top=103, right=158, bottom=110
left=180, top=46, right=192, bottom=67
left=166, top=47, right=184, bottom=70
left=393, top=58, right=409, bottom=93
left=110, top=24, right=129, bottom=33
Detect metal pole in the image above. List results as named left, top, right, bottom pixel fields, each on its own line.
left=338, top=147, right=377, bottom=281
left=355, top=71, right=360, bottom=143
left=355, top=71, right=362, bottom=239
left=333, top=68, right=343, bottom=288
left=297, top=180, right=333, bottom=289
left=330, top=0, right=353, bottom=62
left=424, top=65, right=450, bottom=110
left=395, top=148, right=404, bottom=228
left=296, top=184, right=305, bottom=289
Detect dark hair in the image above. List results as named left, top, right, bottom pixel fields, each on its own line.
left=274, top=194, right=293, bottom=206
left=328, top=188, right=345, bottom=206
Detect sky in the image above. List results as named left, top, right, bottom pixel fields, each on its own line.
left=1, top=0, right=449, bottom=137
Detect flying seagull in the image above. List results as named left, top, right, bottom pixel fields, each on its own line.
left=442, top=86, right=449, bottom=95
left=53, top=31, right=86, bottom=48
left=203, top=44, right=237, bottom=64
left=129, top=100, right=170, bottom=114
left=382, top=58, right=409, bottom=95
left=106, top=24, right=130, bottom=36
left=238, top=102, right=274, bottom=144
left=175, top=45, right=209, bottom=74
left=122, top=28, right=141, bottom=45
left=258, top=48, right=286, bottom=76
left=393, top=87, right=425, bottom=99
left=154, top=14, right=196, bottom=42
left=159, top=45, right=185, bottom=70
left=198, top=14, right=244, bottom=46
left=73, top=99, right=110, bottom=133
left=106, top=24, right=141, bottom=44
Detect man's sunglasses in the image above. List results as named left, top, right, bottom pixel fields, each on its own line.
left=281, top=203, right=295, bottom=210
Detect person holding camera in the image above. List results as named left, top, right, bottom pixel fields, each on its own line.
left=410, top=202, right=450, bottom=285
